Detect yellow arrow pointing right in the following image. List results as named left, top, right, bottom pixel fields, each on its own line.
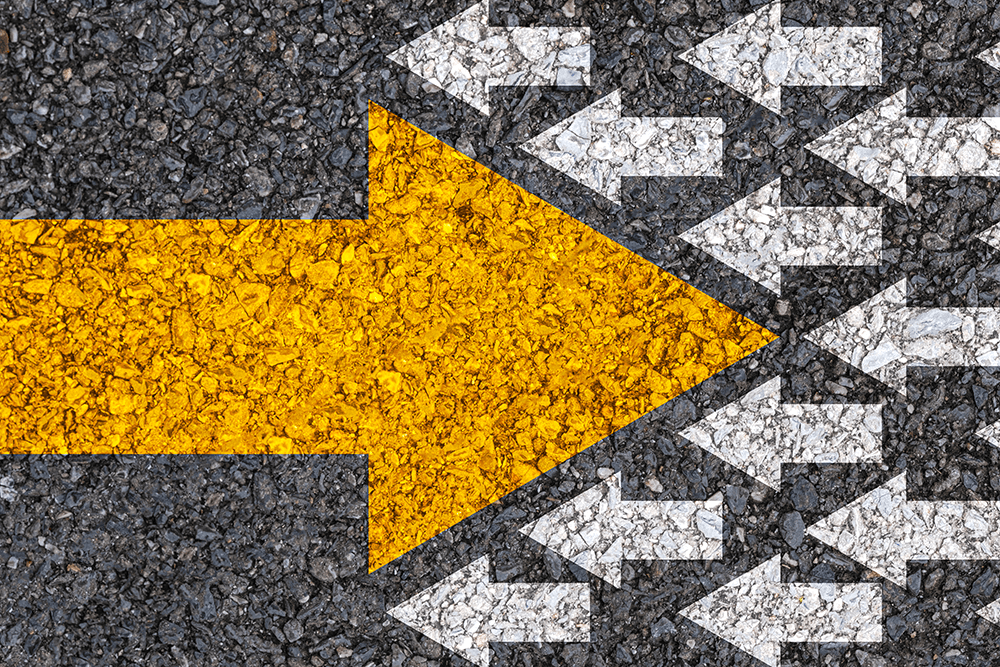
left=0, top=102, right=775, bottom=572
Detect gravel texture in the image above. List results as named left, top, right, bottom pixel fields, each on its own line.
left=5, top=0, right=1000, bottom=665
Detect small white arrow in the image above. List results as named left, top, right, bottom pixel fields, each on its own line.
left=388, top=556, right=589, bottom=667
left=808, top=474, right=1000, bottom=587
left=519, top=472, right=723, bottom=587
left=979, top=42, right=1000, bottom=71
left=521, top=89, right=723, bottom=203
left=678, top=178, right=882, bottom=295
left=680, top=555, right=881, bottom=667
left=806, top=88, right=1000, bottom=203
left=387, top=0, right=591, bottom=115
left=678, top=1, right=881, bottom=114
left=679, top=377, right=883, bottom=490
left=804, top=278, right=1000, bottom=396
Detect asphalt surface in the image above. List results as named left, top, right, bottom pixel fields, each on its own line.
left=4, top=0, right=1000, bottom=665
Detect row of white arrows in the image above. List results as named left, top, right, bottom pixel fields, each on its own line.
left=390, top=0, right=1000, bottom=208
left=389, top=387, right=1000, bottom=667
left=388, top=0, right=887, bottom=116
left=391, top=472, right=1000, bottom=667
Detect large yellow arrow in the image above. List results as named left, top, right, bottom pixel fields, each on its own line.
left=0, top=102, right=775, bottom=571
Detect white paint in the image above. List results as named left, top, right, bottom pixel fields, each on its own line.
left=680, top=376, right=883, bottom=489
left=520, top=472, right=723, bottom=586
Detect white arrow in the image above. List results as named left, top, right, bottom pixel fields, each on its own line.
left=804, top=278, right=1000, bottom=396
left=679, top=377, right=883, bottom=490
left=808, top=473, right=1000, bottom=587
left=521, top=89, right=723, bottom=203
left=387, top=0, right=591, bottom=115
left=519, top=472, right=722, bottom=587
left=678, top=0, right=881, bottom=114
left=979, top=42, right=1000, bottom=71
left=678, top=178, right=882, bottom=295
left=680, top=555, right=881, bottom=667
left=388, top=556, right=589, bottom=667
left=806, top=88, right=1000, bottom=203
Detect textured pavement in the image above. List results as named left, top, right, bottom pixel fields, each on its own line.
left=4, top=0, right=1000, bottom=665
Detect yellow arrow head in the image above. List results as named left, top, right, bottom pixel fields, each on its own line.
left=360, top=103, right=775, bottom=570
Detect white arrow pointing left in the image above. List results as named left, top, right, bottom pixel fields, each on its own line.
left=387, top=0, right=590, bottom=115
left=804, top=278, right=1000, bottom=396
left=808, top=474, right=1000, bottom=587
left=680, top=555, right=881, bottom=667
left=679, top=376, right=883, bottom=490
left=520, top=472, right=723, bottom=587
left=388, top=556, right=589, bottom=667
left=678, top=177, right=882, bottom=295
left=522, top=90, right=723, bottom=202
left=807, top=88, right=1000, bottom=203
left=679, top=0, right=881, bottom=114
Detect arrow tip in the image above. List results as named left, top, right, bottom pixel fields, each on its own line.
left=976, top=416, right=1000, bottom=449
left=679, top=555, right=784, bottom=667
left=806, top=89, right=909, bottom=203
left=521, top=90, right=624, bottom=202
left=678, top=178, right=784, bottom=294
left=678, top=1, right=784, bottom=113
left=520, top=472, right=625, bottom=586
left=978, top=42, right=1000, bottom=71
left=388, top=556, right=494, bottom=667
left=806, top=473, right=909, bottom=586
left=803, top=278, right=909, bottom=396
left=386, top=0, right=493, bottom=115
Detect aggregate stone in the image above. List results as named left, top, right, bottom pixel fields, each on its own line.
left=3, top=0, right=1000, bottom=665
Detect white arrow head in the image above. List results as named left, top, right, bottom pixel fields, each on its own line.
left=680, top=555, right=881, bottom=667
left=679, top=178, right=785, bottom=293
left=803, top=278, right=910, bottom=395
left=977, top=221, right=1000, bottom=253
left=979, top=42, right=1000, bottom=71
left=806, top=89, right=910, bottom=203
left=679, top=2, right=786, bottom=113
left=386, top=0, right=591, bottom=115
left=807, top=474, right=910, bottom=586
left=977, top=597, right=1000, bottom=626
left=388, top=556, right=497, bottom=667
left=522, top=90, right=624, bottom=201
left=521, top=472, right=626, bottom=586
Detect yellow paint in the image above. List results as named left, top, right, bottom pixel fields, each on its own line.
left=0, top=102, right=776, bottom=572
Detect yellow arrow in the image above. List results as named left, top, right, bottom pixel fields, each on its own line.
left=0, top=102, right=775, bottom=571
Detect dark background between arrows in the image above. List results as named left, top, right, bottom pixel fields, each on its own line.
left=4, top=0, right=1000, bottom=665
